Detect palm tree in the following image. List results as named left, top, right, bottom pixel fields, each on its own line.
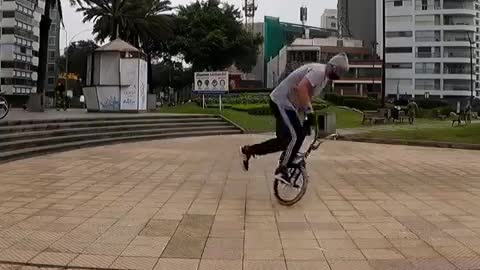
left=35, top=0, right=62, bottom=109
left=77, top=0, right=173, bottom=91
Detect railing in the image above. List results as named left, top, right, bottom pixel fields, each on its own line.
left=415, top=3, right=441, bottom=10
left=416, top=52, right=441, bottom=58
left=444, top=21, right=474, bottom=26
left=416, top=37, right=441, bottom=42
left=444, top=36, right=470, bottom=42
left=415, top=68, right=441, bottom=74
left=444, top=67, right=471, bottom=74
left=444, top=1, right=474, bottom=9
left=444, top=86, right=470, bottom=90
left=415, top=85, right=440, bottom=90
left=444, top=51, right=471, bottom=58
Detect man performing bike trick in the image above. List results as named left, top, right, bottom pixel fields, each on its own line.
left=240, top=53, right=349, bottom=184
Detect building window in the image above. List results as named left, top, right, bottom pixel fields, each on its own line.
left=0, top=61, right=15, bottom=68
left=386, top=31, right=413, bottom=38
left=394, top=0, right=403, bottom=7
left=47, top=77, right=55, bottom=85
left=386, top=63, right=413, bottom=69
left=49, top=37, right=56, bottom=45
left=1, top=28, right=15, bottom=35
left=16, top=20, right=33, bottom=32
left=19, top=46, right=27, bottom=54
left=2, top=11, right=15, bottom=18
left=385, top=47, right=412, bottom=53
left=32, top=50, right=39, bottom=57
left=16, top=4, right=34, bottom=16
left=48, top=51, right=56, bottom=59
left=47, top=64, right=55, bottom=72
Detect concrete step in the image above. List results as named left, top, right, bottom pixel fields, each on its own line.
left=0, top=125, right=239, bottom=152
left=0, top=114, right=218, bottom=127
left=0, top=121, right=232, bottom=143
left=0, top=129, right=241, bottom=164
left=0, top=117, right=223, bottom=134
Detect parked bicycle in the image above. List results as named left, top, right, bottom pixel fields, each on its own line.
left=0, top=95, right=9, bottom=120
left=274, top=115, right=338, bottom=206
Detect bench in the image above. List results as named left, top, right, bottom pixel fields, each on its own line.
left=396, top=111, right=410, bottom=123
left=362, top=110, right=386, bottom=125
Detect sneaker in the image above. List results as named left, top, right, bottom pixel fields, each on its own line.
left=274, top=166, right=290, bottom=185
left=240, top=146, right=252, bottom=171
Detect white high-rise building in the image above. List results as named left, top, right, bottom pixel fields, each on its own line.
left=377, top=0, right=480, bottom=101
left=321, top=9, right=338, bottom=31
left=0, top=0, right=45, bottom=96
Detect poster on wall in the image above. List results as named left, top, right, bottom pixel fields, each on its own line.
left=138, top=60, right=148, bottom=110
left=97, top=86, right=120, bottom=111
left=194, top=72, right=229, bottom=93
left=120, top=58, right=139, bottom=110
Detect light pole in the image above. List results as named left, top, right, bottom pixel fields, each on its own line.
left=467, top=33, right=475, bottom=106
left=62, top=28, right=91, bottom=97
left=381, top=0, right=386, bottom=107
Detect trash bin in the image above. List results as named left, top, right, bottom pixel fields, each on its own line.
left=317, top=112, right=336, bottom=137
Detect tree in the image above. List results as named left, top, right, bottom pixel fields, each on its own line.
left=56, top=40, right=98, bottom=83
left=172, top=0, right=263, bottom=72
left=77, top=0, right=174, bottom=91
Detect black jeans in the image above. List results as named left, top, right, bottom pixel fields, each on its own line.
left=248, top=99, right=306, bottom=167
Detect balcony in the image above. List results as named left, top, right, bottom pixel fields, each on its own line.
left=415, top=68, right=441, bottom=74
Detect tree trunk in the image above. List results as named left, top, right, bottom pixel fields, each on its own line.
left=32, top=1, right=52, bottom=110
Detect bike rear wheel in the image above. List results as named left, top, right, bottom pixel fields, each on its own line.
left=273, top=165, right=308, bottom=206
left=0, top=96, right=9, bottom=120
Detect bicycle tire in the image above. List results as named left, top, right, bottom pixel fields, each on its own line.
left=0, top=96, right=9, bottom=120
left=273, top=165, right=309, bottom=206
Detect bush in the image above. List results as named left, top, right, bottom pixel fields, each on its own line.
left=416, top=99, right=449, bottom=109
left=230, top=103, right=329, bottom=115
left=324, top=94, right=381, bottom=111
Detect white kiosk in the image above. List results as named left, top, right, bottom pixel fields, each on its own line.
left=83, top=39, right=148, bottom=112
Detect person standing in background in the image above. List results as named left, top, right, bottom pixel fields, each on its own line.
left=55, top=82, right=66, bottom=111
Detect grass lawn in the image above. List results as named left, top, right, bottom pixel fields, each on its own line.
left=362, top=123, right=480, bottom=144
left=157, top=102, right=363, bottom=132
left=158, top=102, right=274, bottom=133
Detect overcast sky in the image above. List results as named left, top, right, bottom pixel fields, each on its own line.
left=60, top=0, right=337, bottom=52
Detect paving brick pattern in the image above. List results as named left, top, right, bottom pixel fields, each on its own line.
left=0, top=135, right=480, bottom=270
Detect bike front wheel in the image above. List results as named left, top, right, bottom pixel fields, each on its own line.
left=274, top=165, right=309, bottom=206
left=0, top=96, right=9, bottom=120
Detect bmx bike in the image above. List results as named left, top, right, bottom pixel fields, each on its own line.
left=0, top=95, right=9, bottom=120
left=274, top=116, right=337, bottom=206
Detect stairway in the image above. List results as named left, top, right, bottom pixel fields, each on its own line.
left=0, top=114, right=243, bottom=163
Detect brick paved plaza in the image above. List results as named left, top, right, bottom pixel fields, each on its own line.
left=1, top=135, right=480, bottom=270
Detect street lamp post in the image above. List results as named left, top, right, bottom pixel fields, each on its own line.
left=381, top=0, right=386, bottom=107
left=467, top=33, right=474, bottom=106
left=61, top=28, right=91, bottom=100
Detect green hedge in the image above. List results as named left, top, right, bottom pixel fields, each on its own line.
left=324, top=94, right=380, bottom=111
left=194, top=93, right=271, bottom=105
left=231, top=103, right=329, bottom=116
left=416, top=99, right=449, bottom=109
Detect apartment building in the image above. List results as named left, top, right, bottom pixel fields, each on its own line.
left=46, top=5, right=61, bottom=95
left=378, top=0, right=480, bottom=101
left=266, top=37, right=382, bottom=97
left=321, top=9, right=338, bottom=31
left=0, top=0, right=46, bottom=96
